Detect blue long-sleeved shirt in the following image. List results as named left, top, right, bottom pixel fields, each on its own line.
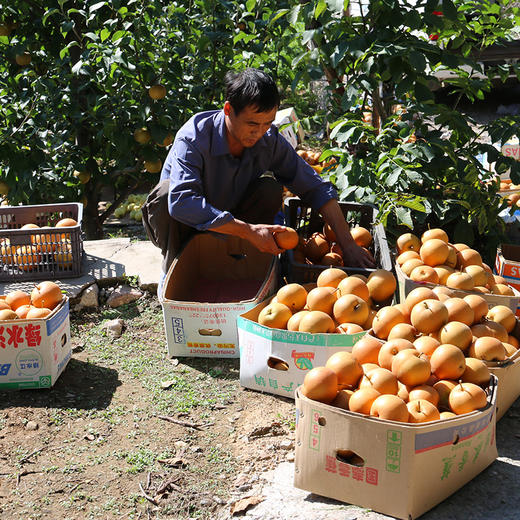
left=160, top=109, right=337, bottom=230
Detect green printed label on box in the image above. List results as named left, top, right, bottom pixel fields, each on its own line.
left=386, top=430, right=402, bottom=473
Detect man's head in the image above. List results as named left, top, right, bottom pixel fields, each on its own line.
left=225, top=68, right=280, bottom=115
left=223, top=69, right=280, bottom=151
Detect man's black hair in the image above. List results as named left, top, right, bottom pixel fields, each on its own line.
left=224, top=68, right=280, bottom=115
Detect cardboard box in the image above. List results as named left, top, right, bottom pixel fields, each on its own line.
left=495, top=244, right=520, bottom=316
left=0, top=298, right=71, bottom=389
left=488, top=350, right=520, bottom=421
left=274, top=107, right=305, bottom=149
left=294, top=377, right=498, bottom=520
left=396, top=262, right=520, bottom=314
left=161, top=234, right=279, bottom=358
left=238, top=294, right=369, bottom=398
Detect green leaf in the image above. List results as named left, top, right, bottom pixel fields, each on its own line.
left=315, top=0, right=327, bottom=19
left=269, top=9, right=289, bottom=25
left=71, top=60, right=83, bottom=74
left=100, top=28, right=110, bottom=42
left=398, top=197, right=426, bottom=212
left=326, top=0, right=344, bottom=14
left=42, top=8, right=60, bottom=25
left=288, top=5, right=301, bottom=25
left=112, top=30, right=126, bottom=42
left=246, top=0, right=257, bottom=12
left=409, top=51, right=426, bottom=73
left=396, top=206, right=413, bottom=228
left=89, top=1, right=106, bottom=14
left=442, top=0, right=458, bottom=20
left=414, top=82, right=433, bottom=102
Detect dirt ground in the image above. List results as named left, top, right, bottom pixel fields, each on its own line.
left=0, top=293, right=295, bottom=519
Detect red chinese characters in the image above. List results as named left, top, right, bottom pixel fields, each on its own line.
left=0, top=324, right=42, bottom=348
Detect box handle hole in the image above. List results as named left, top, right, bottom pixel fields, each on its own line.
left=198, top=328, right=222, bottom=336
left=60, top=333, right=67, bottom=347
left=267, top=357, right=289, bottom=371
left=336, top=449, right=364, bottom=466
left=317, top=416, right=326, bottom=426
left=452, top=434, right=460, bottom=445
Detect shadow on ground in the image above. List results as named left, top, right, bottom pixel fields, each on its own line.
left=0, top=358, right=121, bottom=411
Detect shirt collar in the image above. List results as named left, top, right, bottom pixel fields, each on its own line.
left=210, top=110, right=230, bottom=156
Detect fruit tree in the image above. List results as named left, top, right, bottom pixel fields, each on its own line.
left=285, top=0, right=520, bottom=260
left=0, top=0, right=302, bottom=238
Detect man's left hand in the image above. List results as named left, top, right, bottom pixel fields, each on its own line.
left=341, top=243, right=376, bottom=268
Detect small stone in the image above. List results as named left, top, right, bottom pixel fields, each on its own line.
left=257, top=451, right=271, bottom=461
left=286, top=452, right=295, bottom=462
left=107, top=285, right=143, bottom=308
left=25, top=421, right=38, bottom=431
left=84, top=433, right=96, bottom=441
left=199, top=498, right=213, bottom=506
left=190, top=445, right=202, bottom=453
left=103, top=318, right=124, bottom=338
left=175, top=441, right=188, bottom=450
left=279, top=439, right=294, bottom=450
left=212, top=496, right=226, bottom=505
left=234, top=474, right=249, bottom=487
left=74, top=283, right=99, bottom=310
left=237, top=484, right=252, bottom=492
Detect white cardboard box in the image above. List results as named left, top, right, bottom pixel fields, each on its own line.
left=395, top=261, right=520, bottom=314
left=161, top=234, right=279, bottom=358
left=238, top=294, right=372, bottom=398
left=0, top=298, right=71, bottom=389
left=294, top=377, right=498, bottom=520
left=488, top=350, right=520, bottom=421
left=274, top=107, right=305, bottom=149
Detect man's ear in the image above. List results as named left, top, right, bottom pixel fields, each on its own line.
left=223, top=101, right=231, bottom=116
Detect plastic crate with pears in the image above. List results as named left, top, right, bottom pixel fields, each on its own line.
left=238, top=260, right=398, bottom=398
left=0, top=203, right=83, bottom=281
left=282, top=197, right=393, bottom=283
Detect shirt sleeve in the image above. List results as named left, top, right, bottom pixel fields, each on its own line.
left=163, top=138, right=234, bottom=231
left=268, top=131, right=338, bottom=210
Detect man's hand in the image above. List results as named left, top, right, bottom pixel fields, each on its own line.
left=209, top=218, right=289, bottom=255
left=247, top=223, right=287, bottom=255
left=341, top=242, right=376, bottom=268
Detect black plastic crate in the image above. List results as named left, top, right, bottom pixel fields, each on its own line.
left=283, top=197, right=393, bottom=283
left=0, top=203, right=83, bottom=281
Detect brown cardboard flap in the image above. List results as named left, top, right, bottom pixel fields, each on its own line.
left=165, top=234, right=275, bottom=302
left=501, top=244, right=520, bottom=263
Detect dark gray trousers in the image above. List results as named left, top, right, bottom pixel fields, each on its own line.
left=142, top=176, right=283, bottom=272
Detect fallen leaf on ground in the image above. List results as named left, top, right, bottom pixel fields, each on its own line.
left=157, top=457, right=187, bottom=467
left=230, top=495, right=265, bottom=515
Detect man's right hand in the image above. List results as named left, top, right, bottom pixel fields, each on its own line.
left=247, top=223, right=287, bottom=255
left=209, top=218, right=287, bottom=255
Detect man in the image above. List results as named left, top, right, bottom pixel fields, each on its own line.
left=142, top=68, right=374, bottom=293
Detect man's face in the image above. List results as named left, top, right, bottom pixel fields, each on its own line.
left=224, top=101, right=278, bottom=149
